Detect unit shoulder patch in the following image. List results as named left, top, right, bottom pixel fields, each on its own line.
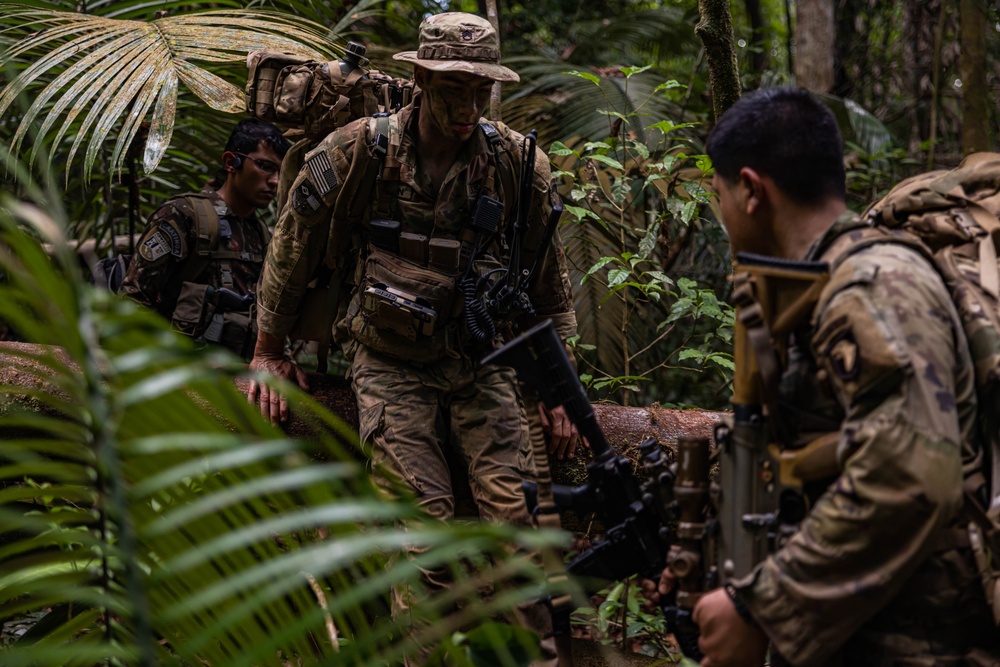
left=137, top=218, right=187, bottom=263
left=292, top=181, right=323, bottom=216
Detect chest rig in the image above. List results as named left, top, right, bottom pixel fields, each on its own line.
left=345, top=118, right=523, bottom=363
left=169, top=193, right=269, bottom=360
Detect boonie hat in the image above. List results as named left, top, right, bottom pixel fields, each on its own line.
left=393, top=12, right=519, bottom=83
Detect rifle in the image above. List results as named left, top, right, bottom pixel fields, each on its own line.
left=483, top=319, right=712, bottom=659
left=480, top=131, right=564, bottom=325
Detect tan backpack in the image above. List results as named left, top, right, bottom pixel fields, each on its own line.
left=245, top=42, right=413, bottom=141
left=836, top=153, right=1000, bottom=624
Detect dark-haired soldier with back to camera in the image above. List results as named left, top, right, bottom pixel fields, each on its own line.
left=655, top=87, right=1000, bottom=667
left=119, top=118, right=290, bottom=360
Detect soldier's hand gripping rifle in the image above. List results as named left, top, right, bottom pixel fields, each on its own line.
left=482, top=319, right=713, bottom=659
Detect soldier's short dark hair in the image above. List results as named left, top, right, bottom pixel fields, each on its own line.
left=225, top=118, right=291, bottom=159
left=706, top=87, right=846, bottom=206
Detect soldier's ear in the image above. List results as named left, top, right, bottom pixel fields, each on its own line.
left=223, top=151, right=242, bottom=172
left=739, top=167, right=765, bottom=216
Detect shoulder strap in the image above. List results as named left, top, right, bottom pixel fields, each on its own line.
left=316, top=117, right=393, bottom=371
left=178, top=193, right=220, bottom=284
left=479, top=120, right=517, bottom=209
left=329, top=117, right=388, bottom=267
left=373, top=114, right=400, bottom=219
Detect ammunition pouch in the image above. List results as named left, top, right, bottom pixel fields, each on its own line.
left=348, top=245, right=461, bottom=363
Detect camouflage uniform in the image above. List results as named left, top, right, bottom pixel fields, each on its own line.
left=257, top=94, right=577, bottom=521
left=733, top=213, right=1000, bottom=665
left=119, top=187, right=268, bottom=360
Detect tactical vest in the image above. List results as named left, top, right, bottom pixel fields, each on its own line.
left=166, top=193, right=270, bottom=361
left=292, top=115, right=527, bottom=370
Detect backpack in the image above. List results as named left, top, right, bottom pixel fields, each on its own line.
left=833, top=152, right=1000, bottom=624
left=245, top=42, right=413, bottom=142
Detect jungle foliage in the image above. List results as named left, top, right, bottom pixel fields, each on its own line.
left=0, top=149, right=573, bottom=664
left=0, top=0, right=996, bottom=660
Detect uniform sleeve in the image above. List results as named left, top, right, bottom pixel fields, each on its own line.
left=734, top=246, right=967, bottom=664
left=256, top=127, right=356, bottom=339
left=520, top=148, right=577, bottom=343
left=117, top=200, right=193, bottom=318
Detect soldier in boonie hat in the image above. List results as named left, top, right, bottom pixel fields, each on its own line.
left=393, top=12, right=519, bottom=83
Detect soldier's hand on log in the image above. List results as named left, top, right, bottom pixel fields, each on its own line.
left=246, top=331, right=309, bottom=425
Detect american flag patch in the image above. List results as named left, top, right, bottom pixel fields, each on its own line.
left=307, top=152, right=338, bottom=195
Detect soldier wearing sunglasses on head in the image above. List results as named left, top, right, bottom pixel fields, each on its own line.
left=119, top=118, right=290, bottom=360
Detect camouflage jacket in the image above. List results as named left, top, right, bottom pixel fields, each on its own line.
left=734, top=213, right=999, bottom=665
left=119, top=188, right=267, bottom=313
left=256, top=93, right=578, bottom=356
left=118, top=187, right=269, bottom=357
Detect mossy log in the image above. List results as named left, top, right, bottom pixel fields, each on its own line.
left=0, top=341, right=724, bottom=485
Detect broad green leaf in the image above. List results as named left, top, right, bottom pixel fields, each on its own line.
left=597, top=109, right=629, bottom=125
left=607, top=268, right=630, bottom=286
left=654, top=80, right=684, bottom=93
left=564, top=204, right=603, bottom=223
left=548, top=141, right=577, bottom=157
left=585, top=154, right=624, bottom=171
left=681, top=199, right=698, bottom=224
left=564, top=69, right=601, bottom=86
left=620, top=65, right=651, bottom=78
left=585, top=256, right=617, bottom=277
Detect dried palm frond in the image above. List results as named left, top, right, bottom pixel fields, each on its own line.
left=0, top=7, right=340, bottom=178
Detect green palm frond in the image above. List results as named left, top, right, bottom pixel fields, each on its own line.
left=0, top=6, right=341, bottom=178
left=0, top=154, right=572, bottom=665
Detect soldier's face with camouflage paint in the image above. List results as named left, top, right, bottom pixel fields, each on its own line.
left=223, top=141, right=281, bottom=214
left=416, top=69, right=495, bottom=142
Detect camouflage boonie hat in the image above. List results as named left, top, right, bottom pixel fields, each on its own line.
left=392, top=12, right=519, bottom=83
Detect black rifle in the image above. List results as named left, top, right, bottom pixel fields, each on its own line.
left=202, top=286, right=255, bottom=344
left=481, top=131, right=564, bottom=324
left=482, top=319, right=708, bottom=659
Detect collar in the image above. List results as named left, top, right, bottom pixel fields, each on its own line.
left=201, top=185, right=256, bottom=221
left=804, top=210, right=866, bottom=261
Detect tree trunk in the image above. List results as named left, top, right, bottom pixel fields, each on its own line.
left=793, top=0, right=835, bottom=92
left=695, top=0, right=742, bottom=120
left=743, top=0, right=769, bottom=80
left=960, top=0, right=991, bottom=154
left=903, top=0, right=941, bottom=155
left=484, top=0, right=503, bottom=121
left=0, top=341, right=726, bottom=514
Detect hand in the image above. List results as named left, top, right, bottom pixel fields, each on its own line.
left=247, top=354, right=310, bottom=425
left=537, top=403, right=579, bottom=460
left=692, top=588, right=768, bottom=667
left=640, top=566, right=676, bottom=608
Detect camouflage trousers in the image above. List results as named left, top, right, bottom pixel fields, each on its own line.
left=350, top=344, right=556, bottom=665
left=351, top=344, right=534, bottom=523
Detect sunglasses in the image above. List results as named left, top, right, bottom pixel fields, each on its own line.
left=234, top=152, right=280, bottom=175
